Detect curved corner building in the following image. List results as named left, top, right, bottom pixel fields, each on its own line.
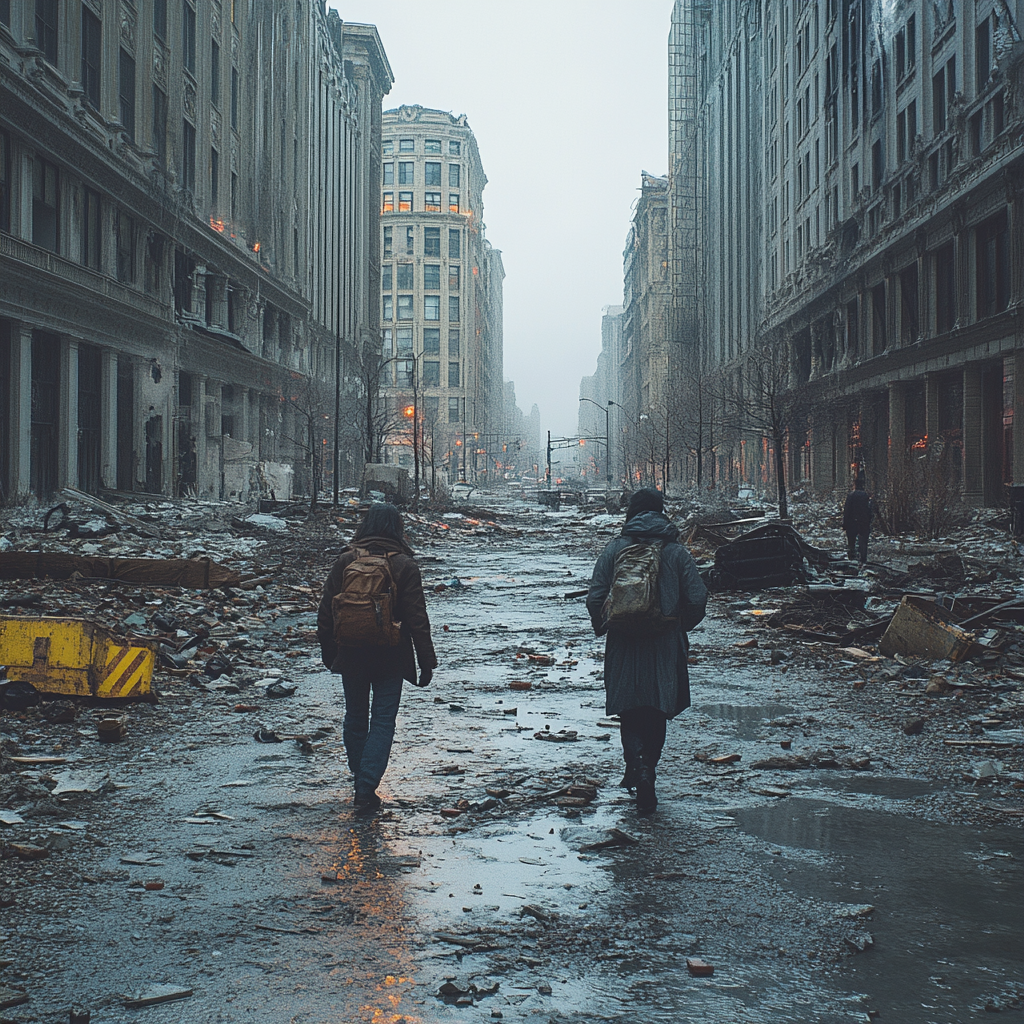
left=379, top=104, right=504, bottom=485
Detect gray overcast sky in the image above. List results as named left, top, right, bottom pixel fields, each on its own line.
left=330, top=0, right=674, bottom=439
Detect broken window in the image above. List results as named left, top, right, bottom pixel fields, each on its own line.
left=976, top=14, right=992, bottom=94
left=405, top=226, right=414, bottom=254
left=81, top=6, right=101, bottom=108
left=449, top=265, right=459, bottom=291
left=119, top=49, right=136, bottom=141
left=173, top=248, right=194, bottom=316
left=976, top=211, right=1009, bottom=319
left=422, top=360, right=439, bottom=386
left=396, top=263, right=413, bottom=289
left=449, top=140, right=461, bottom=156
left=424, top=227, right=440, bottom=257
left=382, top=140, right=393, bottom=155
left=81, top=188, right=102, bottom=270
left=32, top=156, right=59, bottom=253
left=383, top=225, right=392, bottom=257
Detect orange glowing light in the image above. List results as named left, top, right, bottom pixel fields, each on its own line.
left=403, top=405, right=415, bottom=418
left=252, top=241, right=261, bottom=252
left=209, top=216, right=225, bottom=233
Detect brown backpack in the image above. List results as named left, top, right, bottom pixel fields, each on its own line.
left=332, top=547, right=403, bottom=647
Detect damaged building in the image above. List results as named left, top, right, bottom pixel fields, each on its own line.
left=660, top=0, right=1024, bottom=506
left=0, top=1, right=391, bottom=503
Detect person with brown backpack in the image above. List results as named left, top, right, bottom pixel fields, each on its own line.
left=586, top=488, right=707, bottom=815
left=317, top=503, right=437, bottom=814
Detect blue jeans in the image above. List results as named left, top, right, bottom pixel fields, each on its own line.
left=341, top=670, right=404, bottom=796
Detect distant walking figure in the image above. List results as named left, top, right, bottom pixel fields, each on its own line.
left=317, top=503, right=437, bottom=814
left=843, top=479, right=873, bottom=566
left=586, top=488, right=708, bottom=815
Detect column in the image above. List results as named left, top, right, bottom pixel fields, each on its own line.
left=100, top=349, right=118, bottom=488
left=810, top=411, right=833, bottom=492
left=962, top=364, right=983, bottom=505
left=953, top=218, right=970, bottom=328
left=925, top=373, right=941, bottom=444
left=10, top=325, right=32, bottom=495
left=59, top=338, right=79, bottom=489
left=1006, top=170, right=1024, bottom=308
left=888, top=381, right=907, bottom=454
left=1014, top=348, right=1024, bottom=485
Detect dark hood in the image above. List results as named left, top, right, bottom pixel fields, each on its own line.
left=621, top=510, right=679, bottom=542
left=345, top=534, right=415, bottom=557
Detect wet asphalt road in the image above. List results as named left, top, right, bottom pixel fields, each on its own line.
left=2, top=503, right=1022, bottom=1023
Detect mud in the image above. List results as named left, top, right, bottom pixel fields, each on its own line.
left=1, top=499, right=1022, bottom=1023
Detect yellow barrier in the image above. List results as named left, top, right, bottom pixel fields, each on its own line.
left=0, top=616, right=156, bottom=700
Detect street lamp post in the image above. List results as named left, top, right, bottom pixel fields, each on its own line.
left=579, top=397, right=615, bottom=490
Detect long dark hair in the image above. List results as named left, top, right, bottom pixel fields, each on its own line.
left=352, top=502, right=406, bottom=545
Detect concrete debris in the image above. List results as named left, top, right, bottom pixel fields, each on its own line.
left=122, top=984, right=194, bottom=1009
left=879, top=597, right=978, bottom=662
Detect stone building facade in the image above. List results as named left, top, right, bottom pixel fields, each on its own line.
left=668, top=0, right=1024, bottom=506
left=578, top=304, right=623, bottom=486
left=378, top=104, right=504, bottom=485
left=0, top=1, right=390, bottom=502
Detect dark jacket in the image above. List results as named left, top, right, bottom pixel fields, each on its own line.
left=586, top=511, right=708, bottom=718
left=843, top=489, right=872, bottom=533
left=316, top=536, right=437, bottom=684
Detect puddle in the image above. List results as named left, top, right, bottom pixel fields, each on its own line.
left=732, top=797, right=1024, bottom=1022
left=696, top=703, right=795, bottom=740
left=816, top=775, right=947, bottom=801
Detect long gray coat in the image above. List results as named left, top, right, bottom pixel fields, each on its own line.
left=586, top=511, right=708, bottom=718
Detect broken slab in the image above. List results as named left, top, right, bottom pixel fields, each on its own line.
left=0, top=552, right=241, bottom=589
left=879, top=596, right=976, bottom=662
left=123, top=984, right=193, bottom=1008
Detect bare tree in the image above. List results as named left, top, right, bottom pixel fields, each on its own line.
left=282, top=373, right=334, bottom=510
left=351, top=350, right=405, bottom=468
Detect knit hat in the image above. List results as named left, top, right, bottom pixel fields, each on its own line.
left=625, top=487, right=664, bottom=521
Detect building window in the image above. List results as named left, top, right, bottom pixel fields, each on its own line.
left=448, top=362, right=460, bottom=387
left=934, top=243, right=955, bottom=334
left=422, top=360, right=440, bottom=386
left=182, top=119, right=196, bottom=192
left=976, top=15, right=992, bottom=95
left=398, top=191, right=412, bottom=212
left=35, top=0, right=58, bottom=65
left=398, top=162, right=414, bottom=185
left=425, top=162, right=441, bottom=186
left=424, top=295, right=440, bottom=321
left=449, top=228, right=460, bottom=258
left=423, top=328, right=440, bottom=354
left=899, top=264, right=918, bottom=344
left=155, top=0, right=167, bottom=40
left=382, top=140, right=394, bottom=155
left=0, top=1, right=7, bottom=27
left=382, top=295, right=393, bottom=321
left=448, top=193, right=459, bottom=214
left=81, top=188, right=101, bottom=269
left=449, top=164, right=460, bottom=187
left=396, top=327, right=413, bottom=354
left=396, top=263, right=413, bottom=290
left=870, top=59, right=882, bottom=116
left=81, top=6, right=102, bottom=109
left=399, top=138, right=414, bottom=153
left=976, top=211, right=1009, bottom=318
left=0, top=130, right=10, bottom=234
left=211, top=40, right=221, bottom=106
left=230, top=172, right=238, bottom=219
left=449, top=140, right=461, bottom=156
left=383, top=162, right=394, bottom=185
left=448, top=296, right=460, bottom=322
left=397, top=294, right=413, bottom=320
left=115, top=211, right=136, bottom=284
left=871, top=140, right=883, bottom=191
left=424, top=192, right=441, bottom=212
left=119, top=49, right=136, bottom=140
left=153, top=84, right=168, bottom=166
left=871, top=282, right=887, bottom=354
left=210, top=147, right=219, bottom=205
left=383, top=225, right=392, bottom=257
left=382, top=192, right=394, bottom=213
left=424, top=227, right=440, bottom=257
left=382, top=328, right=393, bottom=357
left=381, top=264, right=392, bottom=291
left=423, top=264, right=441, bottom=290
left=396, top=360, right=414, bottom=387
left=449, top=265, right=460, bottom=290
left=231, top=68, right=239, bottom=130
left=32, top=156, right=59, bottom=252
left=405, top=226, right=414, bottom=254
left=183, top=2, right=197, bottom=74
left=449, top=397, right=460, bottom=422
left=448, top=329, right=460, bottom=357
left=424, top=138, right=442, bottom=154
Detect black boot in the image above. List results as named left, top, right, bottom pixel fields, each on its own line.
left=619, top=721, right=644, bottom=791
left=635, top=765, right=657, bottom=815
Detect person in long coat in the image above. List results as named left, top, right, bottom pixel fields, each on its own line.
left=586, top=488, right=708, bottom=814
left=317, top=503, right=437, bottom=814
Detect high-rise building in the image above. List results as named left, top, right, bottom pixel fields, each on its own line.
left=669, top=0, right=1024, bottom=505
left=0, top=1, right=390, bottom=501
left=378, top=105, right=504, bottom=485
